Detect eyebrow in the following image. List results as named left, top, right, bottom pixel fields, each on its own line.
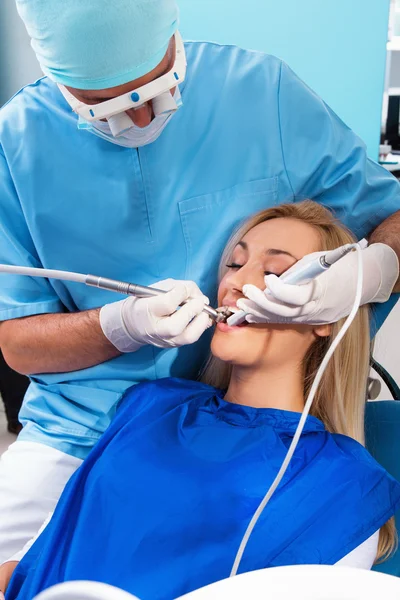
left=237, top=241, right=299, bottom=261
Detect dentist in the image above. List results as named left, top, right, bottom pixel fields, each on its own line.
left=0, top=0, right=399, bottom=570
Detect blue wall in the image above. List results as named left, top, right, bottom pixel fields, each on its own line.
left=178, top=0, right=390, bottom=159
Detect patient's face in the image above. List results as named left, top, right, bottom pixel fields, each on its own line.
left=211, top=217, right=327, bottom=369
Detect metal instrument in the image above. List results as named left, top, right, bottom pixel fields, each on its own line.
left=85, top=275, right=231, bottom=323
left=0, top=263, right=231, bottom=323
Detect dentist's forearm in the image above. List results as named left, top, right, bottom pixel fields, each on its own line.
left=369, top=210, right=400, bottom=292
left=0, top=309, right=121, bottom=375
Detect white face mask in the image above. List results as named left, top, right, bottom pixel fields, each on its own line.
left=77, top=87, right=182, bottom=148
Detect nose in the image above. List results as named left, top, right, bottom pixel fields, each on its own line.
left=126, top=102, right=153, bottom=128
left=222, top=263, right=265, bottom=306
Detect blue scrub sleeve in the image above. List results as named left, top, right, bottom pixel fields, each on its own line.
left=0, top=148, right=64, bottom=321
left=277, top=62, right=400, bottom=240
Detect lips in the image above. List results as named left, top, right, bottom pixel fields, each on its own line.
left=217, top=320, right=248, bottom=333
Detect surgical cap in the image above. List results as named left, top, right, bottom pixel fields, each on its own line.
left=15, top=0, right=179, bottom=90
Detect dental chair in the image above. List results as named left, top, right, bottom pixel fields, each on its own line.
left=366, top=359, right=400, bottom=577
left=34, top=581, right=139, bottom=600
left=34, top=566, right=400, bottom=600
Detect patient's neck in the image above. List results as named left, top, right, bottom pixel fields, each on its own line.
left=224, top=362, right=305, bottom=412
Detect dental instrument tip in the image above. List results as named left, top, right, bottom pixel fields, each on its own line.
left=215, top=307, right=235, bottom=323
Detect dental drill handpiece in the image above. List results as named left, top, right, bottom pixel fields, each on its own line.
left=226, top=239, right=368, bottom=326
left=0, top=264, right=226, bottom=323
left=85, top=276, right=226, bottom=322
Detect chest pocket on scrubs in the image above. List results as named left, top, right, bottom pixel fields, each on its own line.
left=178, top=177, right=278, bottom=303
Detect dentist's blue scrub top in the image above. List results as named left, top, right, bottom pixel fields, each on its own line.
left=0, top=42, right=399, bottom=459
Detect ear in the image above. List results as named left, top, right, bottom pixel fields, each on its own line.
left=313, top=324, right=332, bottom=338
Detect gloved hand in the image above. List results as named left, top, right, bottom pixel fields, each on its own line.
left=100, top=279, right=212, bottom=352
left=237, top=243, right=399, bottom=325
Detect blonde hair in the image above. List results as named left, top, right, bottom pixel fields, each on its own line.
left=201, top=200, right=396, bottom=563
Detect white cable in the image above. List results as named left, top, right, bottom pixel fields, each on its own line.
left=0, top=264, right=87, bottom=284
left=230, top=242, right=364, bottom=577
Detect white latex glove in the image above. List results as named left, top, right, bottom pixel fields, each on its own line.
left=237, top=243, right=399, bottom=325
left=100, top=278, right=212, bottom=352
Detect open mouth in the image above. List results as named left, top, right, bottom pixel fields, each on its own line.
left=216, top=308, right=250, bottom=332
left=224, top=306, right=249, bottom=327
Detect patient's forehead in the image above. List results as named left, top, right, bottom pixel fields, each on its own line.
left=240, top=217, right=321, bottom=258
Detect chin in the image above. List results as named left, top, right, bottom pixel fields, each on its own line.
left=210, top=326, right=265, bottom=365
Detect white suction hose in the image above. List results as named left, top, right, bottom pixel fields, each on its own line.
left=0, top=264, right=87, bottom=284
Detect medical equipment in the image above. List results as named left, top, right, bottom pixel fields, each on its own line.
left=30, top=565, right=400, bottom=600
left=34, top=581, right=139, bottom=600
left=371, top=358, right=400, bottom=400
left=177, top=565, right=400, bottom=600
left=227, top=239, right=368, bottom=326
left=76, top=88, right=182, bottom=146
left=58, top=32, right=186, bottom=137
left=230, top=240, right=364, bottom=577
left=0, top=264, right=229, bottom=324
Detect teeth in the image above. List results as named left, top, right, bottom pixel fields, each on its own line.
left=216, top=306, right=239, bottom=315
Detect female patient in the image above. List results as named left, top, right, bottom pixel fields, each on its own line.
left=6, top=201, right=400, bottom=600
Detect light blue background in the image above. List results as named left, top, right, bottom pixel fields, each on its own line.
left=178, top=0, right=390, bottom=159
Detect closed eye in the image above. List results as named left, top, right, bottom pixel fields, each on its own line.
left=226, top=264, right=281, bottom=277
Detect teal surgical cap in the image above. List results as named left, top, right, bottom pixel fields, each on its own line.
left=15, top=0, right=179, bottom=90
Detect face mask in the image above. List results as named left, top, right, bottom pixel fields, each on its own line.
left=77, top=88, right=182, bottom=148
